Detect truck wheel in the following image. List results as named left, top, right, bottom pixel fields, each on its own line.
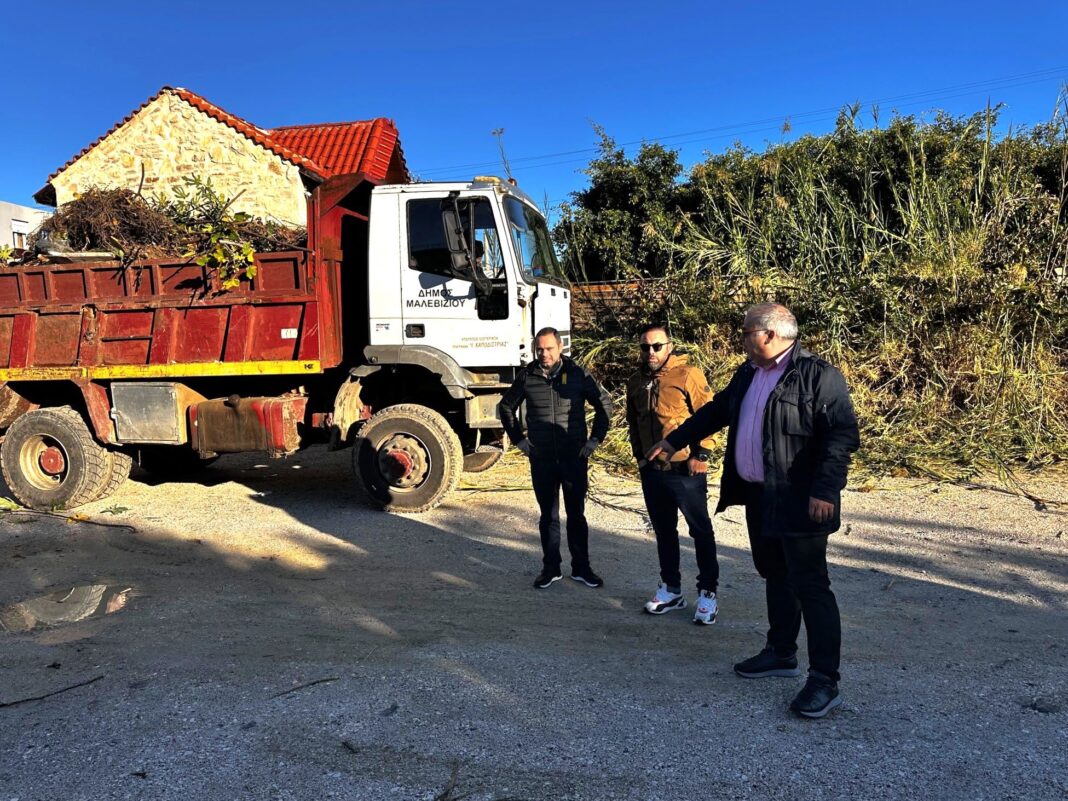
left=463, top=447, right=503, bottom=473
left=353, top=404, right=462, bottom=513
left=93, top=449, right=133, bottom=503
left=0, top=407, right=112, bottom=510
left=137, top=446, right=217, bottom=478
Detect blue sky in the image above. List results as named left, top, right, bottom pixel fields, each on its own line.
left=4, top=1, right=1067, bottom=219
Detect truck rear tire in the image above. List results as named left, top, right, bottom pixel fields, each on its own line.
left=93, top=449, right=133, bottom=503
left=353, top=404, right=463, bottom=513
left=0, top=406, right=113, bottom=510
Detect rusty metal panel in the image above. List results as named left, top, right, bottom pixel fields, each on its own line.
left=22, top=272, right=46, bottom=302
left=465, top=392, right=504, bottom=428
left=0, top=275, right=19, bottom=306
left=34, top=314, right=81, bottom=365
left=173, top=307, right=227, bottom=362
left=8, top=315, right=34, bottom=368
left=0, top=385, right=35, bottom=428
left=88, top=266, right=127, bottom=299
left=0, top=317, right=12, bottom=367
left=247, top=305, right=303, bottom=361
left=222, top=304, right=253, bottom=362
left=159, top=263, right=207, bottom=295
left=53, top=271, right=88, bottom=301
left=0, top=248, right=327, bottom=376
left=110, top=382, right=181, bottom=443
left=192, top=395, right=307, bottom=456
left=256, top=253, right=303, bottom=292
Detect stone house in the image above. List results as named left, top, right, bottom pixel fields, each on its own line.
left=33, top=86, right=409, bottom=228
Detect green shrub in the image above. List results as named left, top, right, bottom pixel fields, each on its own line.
left=561, top=101, right=1068, bottom=480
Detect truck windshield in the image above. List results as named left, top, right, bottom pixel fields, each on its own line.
left=504, top=197, right=560, bottom=283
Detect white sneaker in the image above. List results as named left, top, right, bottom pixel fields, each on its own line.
left=693, top=590, right=718, bottom=625
left=643, top=583, right=686, bottom=615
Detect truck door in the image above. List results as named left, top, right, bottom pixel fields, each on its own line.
left=401, top=194, right=523, bottom=368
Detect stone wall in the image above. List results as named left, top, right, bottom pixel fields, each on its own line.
left=52, top=93, right=307, bottom=227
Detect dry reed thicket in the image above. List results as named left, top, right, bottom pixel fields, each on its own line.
left=563, top=103, right=1068, bottom=484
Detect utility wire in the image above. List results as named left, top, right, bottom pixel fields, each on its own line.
left=525, top=74, right=1067, bottom=208
left=415, top=66, right=1068, bottom=178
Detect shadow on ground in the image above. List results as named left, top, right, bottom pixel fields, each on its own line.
left=0, top=448, right=1066, bottom=800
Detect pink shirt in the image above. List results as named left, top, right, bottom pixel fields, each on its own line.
left=735, top=345, right=794, bottom=482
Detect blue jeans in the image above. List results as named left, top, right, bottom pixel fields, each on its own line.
left=640, top=465, right=719, bottom=593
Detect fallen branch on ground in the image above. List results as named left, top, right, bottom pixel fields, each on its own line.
left=433, top=762, right=472, bottom=801
left=270, top=676, right=339, bottom=699
left=0, top=674, right=105, bottom=708
left=0, top=508, right=138, bottom=532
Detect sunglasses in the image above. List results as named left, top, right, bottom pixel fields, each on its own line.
left=640, top=342, right=669, bottom=353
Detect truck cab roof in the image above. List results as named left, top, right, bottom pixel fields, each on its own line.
left=374, top=177, right=542, bottom=213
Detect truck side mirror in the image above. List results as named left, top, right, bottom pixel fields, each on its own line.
left=441, top=207, right=469, bottom=269
left=441, top=199, right=492, bottom=296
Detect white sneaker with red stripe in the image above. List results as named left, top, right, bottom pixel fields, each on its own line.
left=693, top=590, right=718, bottom=625
left=643, top=583, right=686, bottom=615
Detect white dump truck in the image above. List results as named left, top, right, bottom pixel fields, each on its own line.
left=0, top=175, right=572, bottom=512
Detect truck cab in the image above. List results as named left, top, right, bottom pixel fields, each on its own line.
left=336, top=176, right=573, bottom=511
left=367, top=177, right=570, bottom=364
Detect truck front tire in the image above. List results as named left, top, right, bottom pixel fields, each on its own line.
left=354, top=404, right=463, bottom=513
left=0, top=406, right=113, bottom=510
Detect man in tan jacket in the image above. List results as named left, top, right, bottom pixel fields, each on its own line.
left=626, top=323, right=720, bottom=623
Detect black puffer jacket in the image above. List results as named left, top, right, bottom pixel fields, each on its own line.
left=499, top=357, right=613, bottom=459
left=666, top=345, right=860, bottom=537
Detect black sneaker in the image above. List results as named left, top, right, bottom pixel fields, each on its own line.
left=789, top=671, right=842, bottom=718
left=570, top=567, right=604, bottom=588
left=534, top=570, right=562, bottom=589
left=733, top=646, right=802, bottom=679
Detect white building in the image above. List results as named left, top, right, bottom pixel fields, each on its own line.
left=0, top=201, right=50, bottom=251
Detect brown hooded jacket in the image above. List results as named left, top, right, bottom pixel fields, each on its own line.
left=625, top=353, right=715, bottom=465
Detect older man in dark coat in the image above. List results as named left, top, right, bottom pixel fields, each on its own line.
left=647, top=302, right=860, bottom=718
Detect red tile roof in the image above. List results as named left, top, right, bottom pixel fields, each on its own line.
left=35, top=86, right=408, bottom=204
left=269, top=118, right=407, bottom=181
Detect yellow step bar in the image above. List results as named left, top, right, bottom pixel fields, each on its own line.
left=0, top=360, right=322, bottom=382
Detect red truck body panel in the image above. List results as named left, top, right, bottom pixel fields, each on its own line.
left=0, top=251, right=329, bottom=374
left=0, top=175, right=367, bottom=382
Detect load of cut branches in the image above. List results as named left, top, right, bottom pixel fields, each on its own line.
left=26, top=176, right=307, bottom=290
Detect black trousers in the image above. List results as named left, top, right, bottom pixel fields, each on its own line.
left=640, top=466, right=719, bottom=593
left=743, top=481, right=841, bottom=682
left=530, top=455, right=590, bottom=572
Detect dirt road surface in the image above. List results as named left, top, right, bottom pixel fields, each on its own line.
left=1, top=449, right=1066, bottom=801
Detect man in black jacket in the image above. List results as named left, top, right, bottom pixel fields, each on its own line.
left=500, top=327, right=613, bottom=590
left=647, top=303, right=860, bottom=718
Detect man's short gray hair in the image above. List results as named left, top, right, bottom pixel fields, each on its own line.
left=745, top=302, right=798, bottom=340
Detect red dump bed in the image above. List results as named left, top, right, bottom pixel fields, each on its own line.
left=0, top=250, right=341, bottom=382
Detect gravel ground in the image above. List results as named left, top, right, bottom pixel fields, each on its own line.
left=1, top=449, right=1066, bottom=801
